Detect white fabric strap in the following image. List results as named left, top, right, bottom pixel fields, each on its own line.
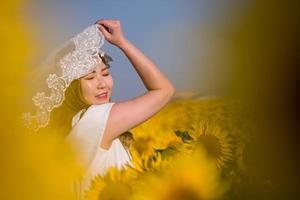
left=71, top=108, right=87, bottom=128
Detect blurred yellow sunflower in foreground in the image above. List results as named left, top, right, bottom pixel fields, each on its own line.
left=189, top=121, right=234, bottom=169
left=84, top=166, right=139, bottom=200
left=131, top=147, right=229, bottom=200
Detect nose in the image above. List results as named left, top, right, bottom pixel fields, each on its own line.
left=95, top=75, right=107, bottom=89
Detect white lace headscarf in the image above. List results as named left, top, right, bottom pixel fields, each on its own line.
left=22, top=24, right=112, bottom=133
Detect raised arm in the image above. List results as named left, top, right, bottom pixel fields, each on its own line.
left=96, top=19, right=175, bottom=149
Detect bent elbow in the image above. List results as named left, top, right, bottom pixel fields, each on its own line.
left=166, top=85, right=176, bottom=100
left=170, top=86, right=176, bottom=97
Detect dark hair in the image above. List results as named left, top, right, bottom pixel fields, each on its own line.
left=37, top=53, right=113, bottom=137
left=100, top=52, right=113, bottom=67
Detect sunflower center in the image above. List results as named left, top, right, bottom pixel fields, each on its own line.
left=198, top=135, right=221, bottom=159
left=164, top=186, right=201, bottom=200
left=99, top=183, right=131, bottom=199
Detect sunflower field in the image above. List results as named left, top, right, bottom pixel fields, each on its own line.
left=82, top=96, right=257, bottom=200
left=2, top=0, right=297, bottom=200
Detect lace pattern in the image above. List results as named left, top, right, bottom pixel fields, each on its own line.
left=23, top=24, right=106, bottom=132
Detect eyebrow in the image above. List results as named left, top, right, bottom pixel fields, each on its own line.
left=89, top=65, right=111, bottom=74
left=101, top=65, right=110, bottom=71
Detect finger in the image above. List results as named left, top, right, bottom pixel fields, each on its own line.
left=96, top=19, right=113, bottom=29
left=98, top=23, right=110, bottom=33
left=98, top=24, right=111, bottom=38
left=103, top=19, right=119, bottom=26
left=95, top=19, right=105, bottom=24
left=108, top=19, right=120, bottom=25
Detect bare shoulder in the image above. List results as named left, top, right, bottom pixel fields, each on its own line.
left=100, top=89, right=175, bottom=148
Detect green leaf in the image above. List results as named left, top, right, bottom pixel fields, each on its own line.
left=154, top=146, right=178, bottom=159
left=174, top=130, right=194, bottom=143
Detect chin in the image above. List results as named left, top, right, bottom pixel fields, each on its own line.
left=93, top=98, right=109, bottom=105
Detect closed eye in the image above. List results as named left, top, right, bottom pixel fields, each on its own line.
left=102, top=67, right=110, bottom=76
left=85, top=76, right=95, bottom=80
left=84, top=72, right=109, bottom=79
left=102, top=69, right=110, bottom=76
left=83, top=65, right=111, bottom=79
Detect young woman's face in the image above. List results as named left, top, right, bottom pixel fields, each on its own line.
left=80, top=61, right=113, bottom=105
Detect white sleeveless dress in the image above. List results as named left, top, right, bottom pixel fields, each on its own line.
left=64, top=102, right=134, bottom=199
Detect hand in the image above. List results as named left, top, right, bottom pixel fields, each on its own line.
left=95, top=19, right=127, bottom=47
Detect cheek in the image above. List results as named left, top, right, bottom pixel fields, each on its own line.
left=107, top=77, right=114, bottom=89
left=80, top=81, right=95, bottom=100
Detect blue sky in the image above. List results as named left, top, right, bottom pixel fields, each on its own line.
left=22, top=0, right=250, bottom=100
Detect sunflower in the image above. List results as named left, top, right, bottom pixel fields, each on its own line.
left=84, top=166, right=139, bottom=200
left=129, top=146, right=172, bottom=173
left=131, top=134, right=157, bottom=157
left=131, top=147, right=228, bottom=200
left=188, top=121, right=234, bottom=169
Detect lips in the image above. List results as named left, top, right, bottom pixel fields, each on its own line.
left=95, top=92, right=108, bottom=100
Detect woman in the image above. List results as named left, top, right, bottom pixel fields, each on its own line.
left=24, top=19, right=175, bottom=198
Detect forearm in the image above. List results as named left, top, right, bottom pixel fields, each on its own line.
left=118, top=39, right=175, bottom=93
